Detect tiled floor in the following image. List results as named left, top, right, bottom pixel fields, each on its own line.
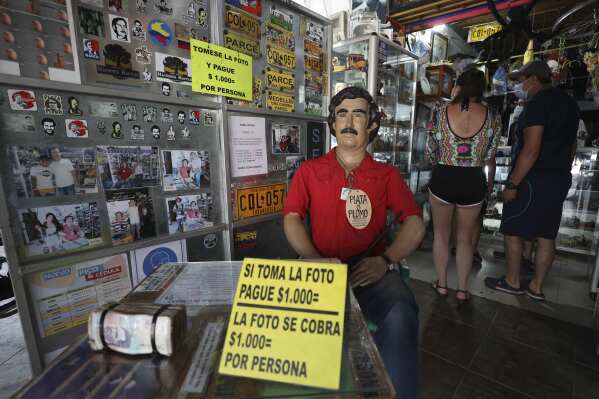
left=1, top=247, right=598, bottom=398
left=411, top=279, right=599, bottom=399
left=0, top=311, right=31, bottom=399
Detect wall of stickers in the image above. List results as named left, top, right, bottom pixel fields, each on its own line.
left=0, top=0, right=331, bottom=373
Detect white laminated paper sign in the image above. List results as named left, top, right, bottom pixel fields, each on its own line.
left=229, top=115, right=268, bottom=177
left=181, top=320, right=225, bottom=395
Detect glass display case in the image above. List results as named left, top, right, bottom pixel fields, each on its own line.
left=331, top=34, right=418, bottom=176
left=483, top=147, right=599, bottom=256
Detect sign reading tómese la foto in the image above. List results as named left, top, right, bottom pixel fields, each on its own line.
left=219, top=258, right=347, bottom=390
left=190, top=39, right=252, bottom=101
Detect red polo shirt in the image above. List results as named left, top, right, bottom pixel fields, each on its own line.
left=283, top=148, right=421, bottom=262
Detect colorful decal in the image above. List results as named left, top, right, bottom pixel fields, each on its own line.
left=304, top=38, right=322, bottom=58
left=225, top=0, right=262, bottom=16
left=265, top=67, right=294, bottom=92
left=148, top=19, right=173, bottom=46
left=265, top=23, right=295, bottom=50
left=65, top=119, right=89, bottom=138
left=225, top=5, right=261, bottom=40
left=266, top=46, right=295, bottom=70
left=188, top=110, right=202, bottom=125
left=155, top=52, right=192, bottom=86
left=8, top=89, right=37, bottom=111
left=270, top=7, right=293, bottom=31
left=304, top=54, right=322, bottom=73
left=82, top=39, right=100, bottom=60
left=224, top=30, right=261, bottom=59
left=266, top=90, right=294, bottom=113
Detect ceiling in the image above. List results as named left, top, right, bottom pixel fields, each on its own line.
left=389, top=0, right=585, bottom=34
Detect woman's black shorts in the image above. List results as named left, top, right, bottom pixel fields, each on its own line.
left=429, top=164, right=487, bottom=207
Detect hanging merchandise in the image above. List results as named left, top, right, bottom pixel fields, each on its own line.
left=266, top=90, right=294, bottom=113
left=224, top=5, right=261, bottom=40
left=265, top=67, right=294, bottom=92
left=266, top=45, right=296, bottom=70
left=224, top=30, right=261, bottom=59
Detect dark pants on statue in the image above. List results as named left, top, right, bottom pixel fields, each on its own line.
left=355, top=270, right=419, bottom=399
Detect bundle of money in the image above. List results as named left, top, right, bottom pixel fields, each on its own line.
left=88, top=303, right=186, bottom=356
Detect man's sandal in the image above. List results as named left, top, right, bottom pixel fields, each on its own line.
left=456, top=289, right=470, bottom=303
left=431, top=280, right=448, bottom=297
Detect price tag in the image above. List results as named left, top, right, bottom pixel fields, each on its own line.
left=219, top=258, right=347, bottom=390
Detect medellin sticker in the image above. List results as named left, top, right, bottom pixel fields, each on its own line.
left=111, top=121, right=123, bottom=139
left=109, top=14, right=131, bottom=43
left=135, top=45, right=152, bottom=64
left=65, top=119, right=89, bottom=138
left=41, top=117, right=56, bottom=136
left=175, top=23, right=191, bottom=50
left=188, top=110, right=201, bottom=125
left=82, top=38, right=100, bottom=60
left=131, top=124, right=144, bottom=140
left=154, top=0, right=173, bottom=15
left=161, top=107, right=173, bottom=123
left=67, top=96, right=83, bottom=117
left=270, top=7, right=293, bottom=31
left=42, top=94, right=63, bottom=115
left=225, top=0, right=261, bottom=16
left=97, top=44, right=140, bottom=80
left=155, top=52, right=192, bottom=86
left=166, top=125, right=175, bottom=141
left=8, top=89, right=37, bottom=111
left=181, top=126, right=190, bottom=139
left=142, top=105, right=157, bottom=122
left=203, top=111, right=215, bottom=126
left=132, top=19, right=146, bottom=41
left=148, top=19, right=173, bottom=46
left=121, top=104, right=137, bottom=121
left=151, top=125, right=161, bottom=140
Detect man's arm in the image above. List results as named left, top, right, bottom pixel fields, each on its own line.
left=507, top=125, right=543, bottom=186
left=351, top=215, right=425, bottom=287
left=283, top=213, right=321, bottom=259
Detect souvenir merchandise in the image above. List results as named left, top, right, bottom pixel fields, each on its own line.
left=67, top=96, right=83, bottom=116
left=122, top=104, right=137, bottom=121
left=225, top=5, right=261, bottom=40
left=135, top=45, right=152, bottom=64
left=167, top=125, right=176, bottom=141
left=161, top=107, right=173, bottom=122
left=132, top=19, right=146, bottom=41
left=4, top=114, right=36, bottom=133
left=161, top=149, right=210, bottom=191
left=106, top=188, right=156, bottom=245
left=148, top=19, right=173, bottom=46
left=264, top=23, right=295, bottom=50
left=111, top=121, right=124, bottom=139
left=40, top=118, right=56, bottom=136
left=130, top=124, right=145, bottom=140
left=176, top=110, right=186, bottom=124
left=151, top=125, right=161, bottom=140
left=166, top=193, right=213, bottom=234
left=265, top=67, right=294, bottom=92
left=266, top=90, right=294, bottom=113
left=181, top=126, right=191, bottom=139
left=188, top=110, right=201, bottom=125
left=97, top=146, right=160, bottom=189
left=89, top=101, right=120, bottom=118
left=82, top=38, right=100, bottom=60
left=18, top=202, right=102, bottom=258
left=96, top=44, right=140, bottom=82
left=225, top=0, right=262, bottom=16
left=161, top=82, right=172, bottom=96
left=270, top=7, right=293, bottom=31
left=96, top=120, right=107, bottom=134
left=203, top=111, right=215, bottom=126
left=78, top=7, right=105, bottom=37
left=108, top=0, right=127, bottom=13
left=8, top=89, right=37, bottom=111
left=65, top=119, right=89, bottom=138
left=272, top=123, right=300, bottom=154
left=223, top=30, right=261, bottom=59
left=109, top=15, right=131, bottom=43
left=155, top=53, right=192, bottom=86
left=42, top=94, right=63, bottom=115
left=143, top=105, right=157, bottom=122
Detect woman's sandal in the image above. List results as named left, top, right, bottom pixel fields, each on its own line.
left=456, top=289, right=470, bottom=303
left=431, top=280, right=448, bottom=297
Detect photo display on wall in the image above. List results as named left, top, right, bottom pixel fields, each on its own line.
left=74, top=0, right=211, bottom=96
left=0, top=0, right=81, bottom=83
left=19, top=202, right=102, bottom=258
left=161, top=149, right=210, bottom=191
left=97, top=145, right=160, bottom=189
left=166, top=193, right=213, bottom=234
left=106, top=188, right=156, bottom=245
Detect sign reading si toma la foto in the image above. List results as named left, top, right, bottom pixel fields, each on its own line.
left=235, top=183, right=287, bottom=220
left=190, top=39, right=252, bottom=101
left=219, top=258, right=347, bottom=389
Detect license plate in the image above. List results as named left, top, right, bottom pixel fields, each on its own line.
left=266, top=67, right=295, bottom=91
left=224, top=30, right=261, bottom=58
left=267, top=46, right=296, bottom=70
left=235, top=183, right=287, bottom=220
left=305, top=21, right=324, bottom=44
left=270, top=7, right=293, bottom=31
left=265, top=23, right=295, bottom=50
left=304, top=38, right=322, bottom=57
left=304, top=55, right=322, bottom=73
left=225, top=0, right=261, bottom=17
left=266, top=90, right=295, bottom=113
left=225, top=5, right=261, bottom=40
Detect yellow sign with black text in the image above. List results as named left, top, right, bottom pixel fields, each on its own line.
left=266, top=90, right=294, bottom=113
left=267, top=46, right=296, bottom=70
left=219, top=258, right=347, bottom=389
left=467, top=22, right=502, bottom=43
left=304, top=55, right=322, bottom=73
left=224, top=30, right=261, bottom=59
left=191, top=39, right=252, bottom=101
left=266, top=68, right=295, bottom=91
left=236, top=183, right=287, bottom=220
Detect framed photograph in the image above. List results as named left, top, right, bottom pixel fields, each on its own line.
left=272, top=124, right=301, bottom=154
left=431, top=32, right=448, bottom=63
left=166, top=193, right=214, bottom=234
left=10, top=146, right=97, bottom=198
left=19, top=202, right=102, bottom=258
left=161, top=150, right=210, bottom=191
left=106, top=188, right=156, bottom=245
left=97, top=146, right=160, bottom=190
